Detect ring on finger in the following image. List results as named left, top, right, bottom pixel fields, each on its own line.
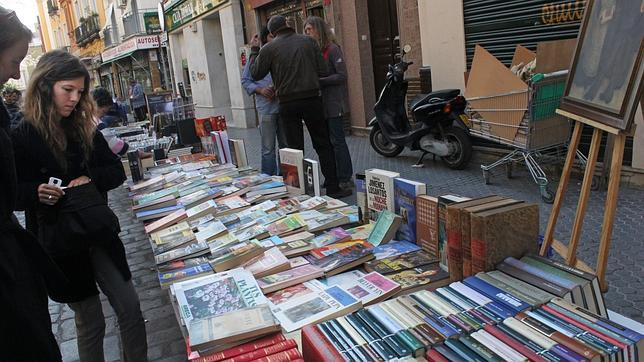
left=48, top=194, right=52, bottom=200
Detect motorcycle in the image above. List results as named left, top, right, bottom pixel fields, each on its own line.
left=369, top=45, right=473, bottom=169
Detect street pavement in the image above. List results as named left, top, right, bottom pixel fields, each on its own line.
left=39, top=126, right=642, bottom=361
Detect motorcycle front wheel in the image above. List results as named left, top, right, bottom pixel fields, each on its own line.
left=369, top=124, right=404, bottom=157
left=441, top=127, right=472, bottom=169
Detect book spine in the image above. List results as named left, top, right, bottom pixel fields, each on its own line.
left=496, top=262, right=570, bottom=298
left=463, top=276, right=531, bottom=314
left=327, top=319, right=373, bottom=362
left=317, top=323, right=358, bottom=361
left=437, top=201, right=450, bottom=271
left=483, top=324, right=548, bottom=362
left=460, top=211, right=473, bottom=277
left=446, top=205, right=463, bottom=281
left=345, top=313, right=398, bottom=360
left=222, top=340, right=297, bottom=362
left=399, top=295, right=459, bottom=338
left=300, top=325, right=346, bottom=362
left=253, top=348, right=302, bottom=362
left=444, top=338, right=487, bottom=362
left=426, top=348, right=450, bottom=362
left=470, top=213, right=486, bottom=274
left=458, top=334, right=505, bottom=362
left=367, top=306, right=425, bottom=356
left=202, top=334, right=287, bottom=361
left=355, top=309, right=412, bottom=358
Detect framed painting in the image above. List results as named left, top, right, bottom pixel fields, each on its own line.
left=561, top=0, right=644, bottom=131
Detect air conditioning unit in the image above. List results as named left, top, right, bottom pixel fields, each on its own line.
left=118, top=0, right=127, bottom=9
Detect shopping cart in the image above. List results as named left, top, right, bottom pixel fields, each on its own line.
left=466, top=70, right=587, bottom=203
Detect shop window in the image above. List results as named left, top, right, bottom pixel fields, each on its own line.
left=262, top=0, right=327, bottom=34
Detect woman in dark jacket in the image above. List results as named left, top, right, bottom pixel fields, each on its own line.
left=304, top=16, right=354, bottom=188
left=12, top=50, right=148, bottom=362
left=0, top=6, right=64, bottom=361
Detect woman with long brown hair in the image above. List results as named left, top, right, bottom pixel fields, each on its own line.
left=0, top=5, right=64, bottom=361
left=304, top=16, right=354, bottom=188
left=12, top=49, right=148, bottom=361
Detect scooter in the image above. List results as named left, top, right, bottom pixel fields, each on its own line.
left=369, top=45, right=473, bottom=169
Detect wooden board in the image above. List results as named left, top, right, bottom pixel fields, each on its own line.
left=536, top=38, right=577, bottom=73
left=466, top=45, right=529, bottom=141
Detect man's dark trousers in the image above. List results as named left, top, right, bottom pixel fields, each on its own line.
left=279, top=96, right=340, bottom=191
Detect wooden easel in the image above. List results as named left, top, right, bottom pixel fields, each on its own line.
left=539, top=109, right=630, bottom=293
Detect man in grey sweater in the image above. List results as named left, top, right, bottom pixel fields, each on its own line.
left=249, top=15, right=351, bottom=199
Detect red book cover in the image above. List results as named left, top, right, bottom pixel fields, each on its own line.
left=483, top=324, right=548, bottom=362
left=426, top=349, right=449, bottom=362
left=301, top=324, right=345, bottom=362
left=446, top=205, right=463, bottom=281
left=253, top=348, right=302, bottom=362
left=194, top=333, right=286, bottom=362
left=223, top=340, right=298, bottom=362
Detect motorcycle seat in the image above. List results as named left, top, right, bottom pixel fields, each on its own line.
left=410, top=89, right=461, bottom=110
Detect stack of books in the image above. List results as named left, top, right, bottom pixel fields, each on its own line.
left=125, top=155, right=635, bottom=362
left=301, top=257, right=630, bottom=362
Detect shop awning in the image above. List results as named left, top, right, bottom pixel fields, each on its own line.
left=102, top=50, right=136, bottom=65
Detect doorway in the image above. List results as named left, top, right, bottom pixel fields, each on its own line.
left=367, top=0, right=400, bottom=98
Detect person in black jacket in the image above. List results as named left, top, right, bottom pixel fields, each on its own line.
left=12, top=50, right=148, bottom=362
left=0, top=6, right=65, bottom=361
left=250, top=15, right=351, bottom=199
left=304, top=16, right=354, bottom=189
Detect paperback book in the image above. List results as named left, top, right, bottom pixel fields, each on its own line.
left=279, top=148, right=305, bottom=195
left=257, top=264, right=325, bottom=294
left=393, top=178, right=426, bottom=244
left=303, top=158, right=321, bottom=197
left=365, top=168, right=400, bottom=221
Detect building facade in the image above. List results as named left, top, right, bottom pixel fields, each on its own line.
left=162, top=0, right=254, bottom=127
left=98, top=0, right=171, bottom=101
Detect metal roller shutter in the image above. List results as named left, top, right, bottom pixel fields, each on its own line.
left=463, top=0, right=585, bottom=67
left=463, top=0, right=633, bottom=166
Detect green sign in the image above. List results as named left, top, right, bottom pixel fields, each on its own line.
left=164, top=0, right=228, bottom=31
left=144, top=12, right=161, bottom=34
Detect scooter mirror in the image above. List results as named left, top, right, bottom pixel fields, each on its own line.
left=402, top=44, right=412, bottom=54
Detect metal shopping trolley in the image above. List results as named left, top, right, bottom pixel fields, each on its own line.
left=466, top=70, right=587, bottom=203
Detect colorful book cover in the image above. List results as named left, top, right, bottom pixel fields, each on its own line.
left=393, top=178, right=426, bottom=244
left=355, top=172, right=369, bottom=223
left=266, top=214, right=305, bottom=236
left=318, top=270, right=366, bottom=287
left=154, top=240, right=209, bottom=265
left=366, top=209, right=402, bottom=246
left=306, top=243, right=374, bottom=273
left=158, top=263, right=212, bottom=288
left=387, top=263, right=450, bottom=291
left=372, top=240, right=421, bottom=260
left=174, top=268, right=266, bottom=326
left=279, top=148, right=304, bottom=195
left=345, top=223, right=374, bottom=240
left=342, top=272, right=401, bottom=305
left=257, top=264, right=323, bottom=289
left=271, top=285, right=361, bottom=332
left=365, top=250, right=438, bottom=274
left=266, top=282, right=322, bottom=306
left=298, top=196, right=327, bottom=211
left=438, top=194, right=470, bottom=271
left=310, top=227, right=352, bottom=248
left=309, top=240, right=372, bottom=259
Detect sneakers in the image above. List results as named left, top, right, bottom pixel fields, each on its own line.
left=326, top=187, right=353, bottom=199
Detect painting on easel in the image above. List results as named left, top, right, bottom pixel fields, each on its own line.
left=561, top=0, right=644, bottom=131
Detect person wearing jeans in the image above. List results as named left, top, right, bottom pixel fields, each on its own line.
left=250, top=15, right=351, bottom=199
left=241, top=27, right=284, bottom=175
left=304, top=16, right=354, bottom=188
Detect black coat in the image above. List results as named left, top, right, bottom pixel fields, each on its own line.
left=0, top=102, right=63, bottom=361
left=12, top=120, right=131, bottom=303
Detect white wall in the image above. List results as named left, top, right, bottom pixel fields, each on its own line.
left=220, top=2, right=255, bottom=128
left=418, top=0, right=467, bottom=91
left=182, top=18, right=232, bottom=121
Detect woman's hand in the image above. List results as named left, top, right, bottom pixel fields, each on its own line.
left=68, top=176, right=91, bottom=187
left=38, top=184, right=65, bottom=205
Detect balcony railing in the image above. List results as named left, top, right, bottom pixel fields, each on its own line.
left=122, top=9, right=158, bottom=39
left=74, top=15, right=100, bottom=47
left=47, top=0, right=59, bottom=15
left=103, top=25, right=116, bottom=48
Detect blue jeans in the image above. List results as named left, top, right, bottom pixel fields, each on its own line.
left=259, top=113, right=286, bottom=175
left=327, top=116, right=353, bottom=183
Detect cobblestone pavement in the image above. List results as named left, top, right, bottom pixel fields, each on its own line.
left=40, top=127, right=642, bottom=361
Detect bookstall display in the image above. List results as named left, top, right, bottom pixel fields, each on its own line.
left=125, top=150, right=642, bottom=361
